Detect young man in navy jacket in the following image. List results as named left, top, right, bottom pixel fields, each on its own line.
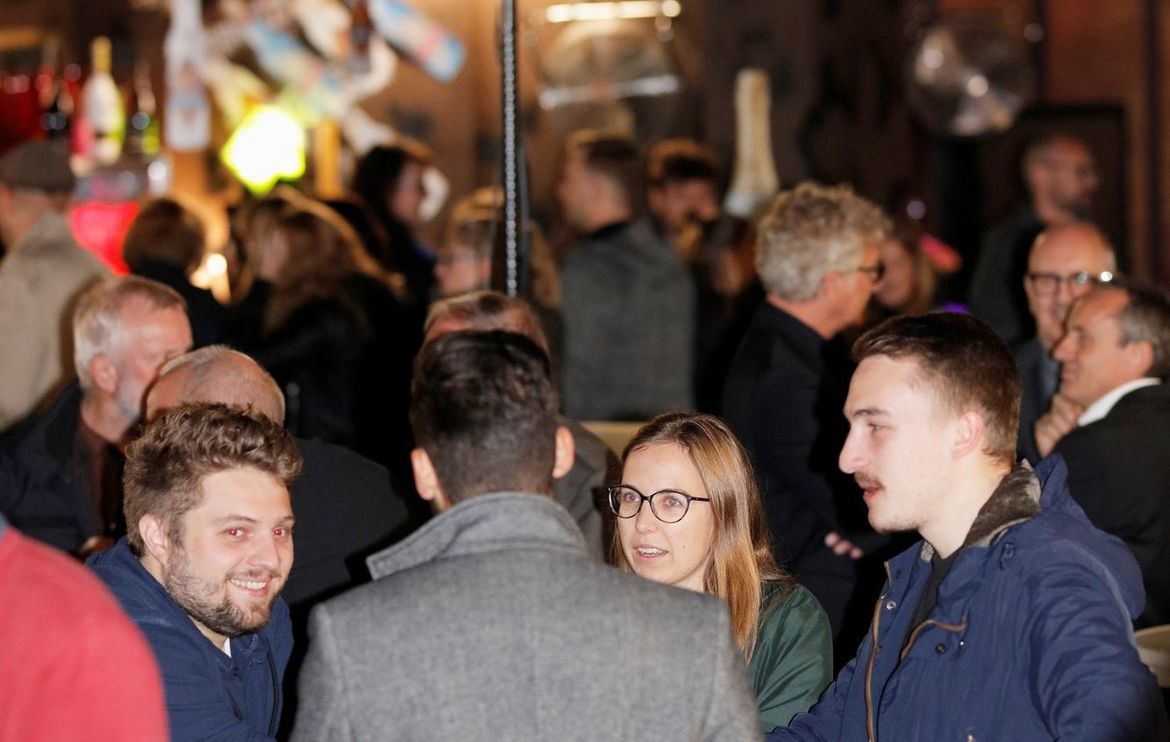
left=771, top=312, right=1168, bottom=741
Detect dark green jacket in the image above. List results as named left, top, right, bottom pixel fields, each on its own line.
left=749, top=581, right=833, bottom=730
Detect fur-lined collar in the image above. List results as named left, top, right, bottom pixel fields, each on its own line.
left=921, top=462, right=1040, bottom=561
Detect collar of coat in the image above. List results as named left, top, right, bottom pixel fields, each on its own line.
left=919, top=461, right=1040, bottom=562
left=366, top=491, right=587, bottom=580
left=12, top=211, right=74, bottom=255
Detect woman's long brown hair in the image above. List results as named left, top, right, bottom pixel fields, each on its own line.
left=611, top=412, right=792, bottom=661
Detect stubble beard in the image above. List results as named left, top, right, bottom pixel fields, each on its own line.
left=165, top=544, right=281, bottom=640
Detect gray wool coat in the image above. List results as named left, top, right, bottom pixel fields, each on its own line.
left=291, top=492, right=762, bottom=742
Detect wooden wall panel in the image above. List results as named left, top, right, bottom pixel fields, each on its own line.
left=1043, top=0, right=1153, bottom=278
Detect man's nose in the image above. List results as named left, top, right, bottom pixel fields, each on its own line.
left=249, top=533, right=284, bottom=571
left=839, top=429, right=863, bottom=474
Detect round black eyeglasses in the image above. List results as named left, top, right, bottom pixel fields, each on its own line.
left=607, top=485, right=711, bottom=524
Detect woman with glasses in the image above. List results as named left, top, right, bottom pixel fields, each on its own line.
left=609, top=412, right=832, bottom=730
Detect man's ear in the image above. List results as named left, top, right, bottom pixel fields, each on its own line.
left=139, top=514, right=171, bottom=567
left=552, top=426, right=576, bottom=480
left=88, top=354, right=119, bottom=395
left=815, top=268, right=839, bottom=301
left=411, top=447, right=449, bottom=511
left=1124, top=339, right=1155, bottom=378
left=952, top=410, right=986, bottom=459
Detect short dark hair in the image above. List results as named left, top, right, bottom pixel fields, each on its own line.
left=853, top=312, right=1020, bottom=465
left=647, top=138, right=721, bottom=188
left=121, top=197, right=207, bottom=273
left=1111, top=281, right=1170, bottom=378
left=567, top=130, right=642, bottom=205
left=123, top=403, right=302, bottom=556
left=410, top=331, right=558, bottom=503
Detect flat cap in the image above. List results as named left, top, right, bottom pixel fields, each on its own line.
left=0, top=140, right=77, bottom=193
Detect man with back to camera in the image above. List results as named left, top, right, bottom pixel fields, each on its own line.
left=423, top=290, right=615, bottom=559
left=769, top=312, right=1167, bottom=741
left=558, top=129, right=695, bottom=420
left=89, top=403, right=301, bottom=741
left=1015, top=221, right=1116, bottom=463
left=1048, top=281, right=1170, bottom=627
left=970, top=133, right=1100, bottom=347
left=292, top=331, right=761, bottom=741
left=721, top=181, right=891, bottom=661
left=0, top=275, right=192, bottom=556
left=0, top=140, right=109, bottom=432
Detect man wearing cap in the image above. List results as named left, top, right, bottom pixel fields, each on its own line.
left=0, top=141, right=108, bottom=431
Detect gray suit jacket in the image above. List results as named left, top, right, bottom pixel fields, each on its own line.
left=292, top=492, right=762, bottom=741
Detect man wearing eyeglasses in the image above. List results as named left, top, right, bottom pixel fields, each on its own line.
left=1049, top=282, right=1170, bottom=627
left=722, top=182, right=892, bottom=666
left=292, top=331, right=762, bottom=741
left=970, top=133, right=1101, bottom=347
left=1016, top=222, right=1116, bottom=463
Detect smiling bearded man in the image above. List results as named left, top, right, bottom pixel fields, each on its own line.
left=90, top=403, right=301, bottom=742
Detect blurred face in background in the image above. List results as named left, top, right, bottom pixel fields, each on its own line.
left=107, top=298, right=193, bottom=425
left=1030, top=138, right=1099, bottom=219
left=434, top=239, right=491, bottom=298
left=557, top=147, right=594, bottom=232
left=648, top=178, right=720, bottom=236
left=391, top=160, right=427, bottom=228
left=873, top=238, right=916, bottom=312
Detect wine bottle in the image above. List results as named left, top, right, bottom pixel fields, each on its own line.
left=37, top=36, right=73, bottom=142
left=723, top=68, right=780, bottom=220
left=82, top=36, right=125, bottom=165
left=124, top=60, right=160, bottom=157
left=164, top=0, right=211, bottom=152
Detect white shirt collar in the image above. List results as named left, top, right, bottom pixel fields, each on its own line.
left=1078, top=378, right=1161, bottom=426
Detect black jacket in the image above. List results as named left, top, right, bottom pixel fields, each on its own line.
left=1052, top=382, right=1170, bottom=627
left=0, top=383, right=115, bottom=554
left=721, top=302, right=869, bottom=565
left=1015, top=335, right=1058, bottom=465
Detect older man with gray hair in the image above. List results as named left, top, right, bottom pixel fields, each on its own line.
left=721, top=181, right=890, bottom=661
left=1050, top=281, right=1170, bottom=626
left=0, top=275, right=191, bottom=556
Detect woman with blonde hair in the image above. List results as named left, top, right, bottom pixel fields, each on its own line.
left=610, top=411, right=832, bottom=730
